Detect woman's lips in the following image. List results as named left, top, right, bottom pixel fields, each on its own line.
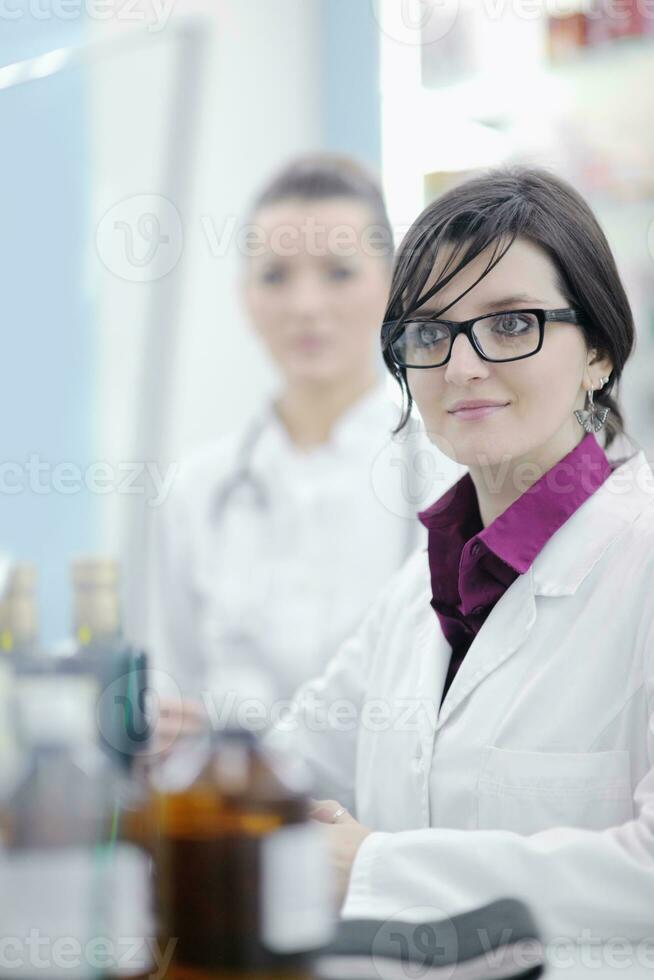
left=449, top=403, right=509, bottom=421
left=291, top=336, right=328, bottom=353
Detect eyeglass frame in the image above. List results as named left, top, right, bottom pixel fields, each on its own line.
left=381, top=307, right=588, bottom=369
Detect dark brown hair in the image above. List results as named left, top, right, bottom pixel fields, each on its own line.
left=248, top=152, right=394, bottom=263
left=382, top=166, right=635, bottom=449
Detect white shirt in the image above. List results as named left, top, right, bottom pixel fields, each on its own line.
left=269, top=447, right=654, bottom=941
left=151, top=383, right=463, bottom=706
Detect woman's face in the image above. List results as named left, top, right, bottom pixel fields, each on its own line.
left=406, top=237, right=614, bottom=471
left=242, top=197, right=390, bottom=386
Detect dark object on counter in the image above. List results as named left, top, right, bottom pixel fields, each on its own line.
left=316, top=898, right=544, bottom=980
left=155, top=727, right=332, bottom=980
left=68, top=558, right=151, bottom=770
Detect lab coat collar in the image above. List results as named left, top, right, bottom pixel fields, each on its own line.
left=530, top=449, right=654, bottom=597
left=248, top=381, right=398, bottom=472
left=330, top=381, right=400, bottom=452
left=424, top=448, right=654, bottom=736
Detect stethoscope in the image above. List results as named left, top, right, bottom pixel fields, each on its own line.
left=203, top=408, right=430, bottom=683
left=210, top=408, right=426, bottom=562
left=211, top=412, right=271, bottom=516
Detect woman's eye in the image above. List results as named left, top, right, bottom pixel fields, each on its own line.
left=416, top=324, right=447, bottom=346
left=494, top=313, right=531, bottom=334
left=259, top=267, right=286, bottom=285
left=326, top=266, right=355, bottom=282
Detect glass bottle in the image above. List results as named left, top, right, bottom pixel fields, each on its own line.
left=0, top=562, right=37, bottom=821
left=2, top=671, right=118, bottom=980
left=68, top=557, right=157, bottom=977
left=155, top=726, right=333, bottom=980
left=68, top=556, right=150, bottom=771
left=0, top=668, right=155, bottom=980
left=0, top=561, right=39, bottom=661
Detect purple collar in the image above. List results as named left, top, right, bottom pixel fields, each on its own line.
left=418, top=433, right=612, bottom=702
left=419, top=433, right=612, bottom=605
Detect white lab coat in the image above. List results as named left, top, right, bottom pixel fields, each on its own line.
left=269, top=446, right=654, bottom=941
left=151, top=383, right=463, bottom=704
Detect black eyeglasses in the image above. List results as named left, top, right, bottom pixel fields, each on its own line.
left=382, top=308, right=587, bottom=369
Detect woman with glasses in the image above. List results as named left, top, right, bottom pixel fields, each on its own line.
left=272, top=167, right=654, bottom=940
left=152, top=154, right=460, bottom=719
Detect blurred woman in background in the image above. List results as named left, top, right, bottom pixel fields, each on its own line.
left=153, top=154, right=461, bottom=713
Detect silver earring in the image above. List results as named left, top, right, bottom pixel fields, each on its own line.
left=575, top=381, right=610, bottom=433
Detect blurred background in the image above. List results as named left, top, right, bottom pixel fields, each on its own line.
left=1, top=0, right=653, bottom=646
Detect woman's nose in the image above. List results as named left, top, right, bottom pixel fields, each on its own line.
left=443, top=333, right=490, bottom=384
left=286, top=275, right=326, bottom=318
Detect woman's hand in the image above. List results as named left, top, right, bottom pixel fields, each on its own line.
left=148, top=695, right=208, bottom=756
left=310, top=799, right=371, bottom=908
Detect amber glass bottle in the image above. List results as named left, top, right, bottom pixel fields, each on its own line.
left=155, top=728, right=332, bottom=980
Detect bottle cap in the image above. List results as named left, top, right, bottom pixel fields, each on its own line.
left=7, top=563, right=37, bottom=594
left=0, top=563, right=39, bottom=653
left=71, top=557, right=121, bottom=643
left=71, top=557, right=119, bottom=589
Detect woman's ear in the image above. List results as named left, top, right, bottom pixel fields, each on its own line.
left=585, top=349, right=614, bottom=389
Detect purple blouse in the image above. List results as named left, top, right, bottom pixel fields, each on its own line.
left=418, top=433, right=613, bottom=704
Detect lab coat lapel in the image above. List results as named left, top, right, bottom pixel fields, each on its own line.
left=435, top=567, right=538, bottom=730
left=414, top=602, right=451, bottom=737
left=408, top=599, right=451, bottom=825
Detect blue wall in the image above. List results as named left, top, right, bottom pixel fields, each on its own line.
left=320, top=0, right=382, bottom=171
left=0, top=19, right=96, bottom=645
